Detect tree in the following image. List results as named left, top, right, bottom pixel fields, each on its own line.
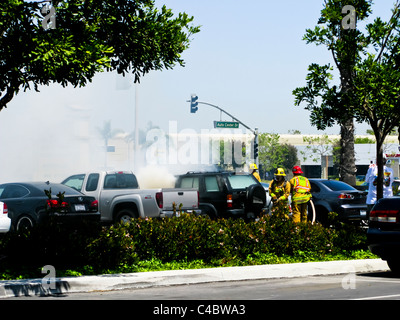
left=293, top=0, right=400, bottom=199
left=351, top=1, right=400, bottom=199
left=299, top=134, right=335, bottom=164
left=293, top=0, right=373, bottom=186
left=258, top=133, right=298, bottom=176
left=0, top=0, right=200, bottom=111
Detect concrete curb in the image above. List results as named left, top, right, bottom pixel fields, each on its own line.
left=0, top=259, right=390, bottom=298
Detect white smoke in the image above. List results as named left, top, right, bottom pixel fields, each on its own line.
left=136, top=166, right=176, bottom=189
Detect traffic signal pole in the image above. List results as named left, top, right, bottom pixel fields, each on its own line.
left=188, top=96, right=259, bottom=165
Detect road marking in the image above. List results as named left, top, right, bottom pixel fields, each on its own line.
left=356, top=278, right=400, bottom=284
left=353, top=293, right=400, bottom=300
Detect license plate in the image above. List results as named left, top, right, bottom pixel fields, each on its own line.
left=75, top=204, right=86, bottom=211
left=360, top=210, right=367, bottom=217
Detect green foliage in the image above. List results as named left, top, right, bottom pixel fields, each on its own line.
left=0, top=214, right=373, bottom=279
left=354, top=136, right=375, bottom=144
left=293, top=0, right=400, bottom=195
left=0, top=0, right=200, bottom=110
left=258, top=133, right=298, bottom=174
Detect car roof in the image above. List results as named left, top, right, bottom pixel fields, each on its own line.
left=0, top=182, right=82, bottom=196
left=182, top=171, right=249, bottom=175
left=1, top=181, right=60, bottom=187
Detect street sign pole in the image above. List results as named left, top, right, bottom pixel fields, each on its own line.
left=187, top=97, right=259, bottom=164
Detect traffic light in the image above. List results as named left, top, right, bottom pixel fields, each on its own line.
left=253, top=142, right=259, bottom=159
left=190, top=94, right=198, bottom=113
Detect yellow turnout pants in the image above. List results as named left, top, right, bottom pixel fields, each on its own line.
left=292, top=202, right=308, bottom=223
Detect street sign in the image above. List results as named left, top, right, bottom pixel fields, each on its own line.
left=214, top=121, right=240, bottom=129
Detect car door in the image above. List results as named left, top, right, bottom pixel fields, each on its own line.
left=202, top=175, right=225, bottom=216
left=309, top=181, right=322, bottom=203
left=82, top=173, right=100, bottom=200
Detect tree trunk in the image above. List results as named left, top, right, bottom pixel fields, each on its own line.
left=375, top=130, right=385, bottom=200
left=339, top=118, right=357, bottom=186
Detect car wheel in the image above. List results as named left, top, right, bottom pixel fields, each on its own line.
left=315, top=207, right=329, bottom=226
left=387, top=258, right=400, bottom=275
left=16, top=215, right=35, bottom=231
left=198, top=206, right=216, bottom=219
left=115, top=209, right=136, bottom=224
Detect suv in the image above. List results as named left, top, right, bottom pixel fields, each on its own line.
left=175, top=171, right=266, bottom=219
left=368, top=197, right=400, bottom=274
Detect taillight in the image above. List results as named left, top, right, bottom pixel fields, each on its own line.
left=90, top=200, right=99, bottom=210
left=369, top=210, right=399, bottom=223
left=3, top=203, right=8, bottom=215
left=156, top=192, right=163, bottom=208
left=338, top=193, right=354, bottom=199
left=46, top=199, right=69, bottom=209
left=227, top=194, right=233, bottom=208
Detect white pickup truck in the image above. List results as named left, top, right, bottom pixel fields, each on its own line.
left=61, top=171, right=200, bottom=224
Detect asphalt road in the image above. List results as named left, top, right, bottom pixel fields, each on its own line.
left=6, top=271, right=400, bottom=300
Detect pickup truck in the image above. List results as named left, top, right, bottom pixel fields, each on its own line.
left=61, top=171, right=200, bottom=224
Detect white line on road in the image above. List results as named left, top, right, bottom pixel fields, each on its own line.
left=353, top=293, right=400, bottom=300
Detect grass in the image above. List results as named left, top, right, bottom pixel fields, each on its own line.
left=0, top=249, right=376, bottom=280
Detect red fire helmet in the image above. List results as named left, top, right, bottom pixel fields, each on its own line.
left=292, top=166, right=303, bottom=175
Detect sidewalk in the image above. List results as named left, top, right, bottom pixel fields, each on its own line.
left=0, top=259, right=390, bottom=298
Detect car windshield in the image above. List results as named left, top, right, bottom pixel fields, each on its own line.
left=228, top=175, right=257, bottom=189
left=321, top=180, right=356, bottom=191
left=62, top=174, right=85, bottom=191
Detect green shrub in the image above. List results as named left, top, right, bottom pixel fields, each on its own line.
left=0, top=213, right=370, bottom=278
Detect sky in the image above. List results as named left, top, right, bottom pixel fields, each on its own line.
left=0, top=1, right=396, bottom=182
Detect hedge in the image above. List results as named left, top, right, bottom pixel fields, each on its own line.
left=0, top=214, right=370, bottom=279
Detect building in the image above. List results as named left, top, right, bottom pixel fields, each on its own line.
left=279, top=134, right=400, bottom=179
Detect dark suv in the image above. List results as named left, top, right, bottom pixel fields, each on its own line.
left=175, top=171, right=266, bottom=219
left=367, top=197, right=400, bottom=274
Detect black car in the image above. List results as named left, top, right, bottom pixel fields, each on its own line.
left=0, top=182, right=100, bottom=230
left=309, top=179, right=368, bottom=224
left=367, top=197, right=400, bottom=273
left=175, top=171, right=266, bottom=219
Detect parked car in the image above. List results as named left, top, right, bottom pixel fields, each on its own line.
left=0, top=201, right=11, bottom=233
left=367, top=197, right=400, bottom=274
left=62, top=171, right=200, bottom=224
left=175, top=171, right=266, bottom=219
left=308, top=179, right=368, bottom=224
left=0, top=182, right=100, bottom=231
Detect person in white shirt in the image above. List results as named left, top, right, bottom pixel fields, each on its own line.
left=365, top=156, right=394, bottom=211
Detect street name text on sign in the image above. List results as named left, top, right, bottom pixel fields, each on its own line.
left=214, top=121, right=240, bottom=129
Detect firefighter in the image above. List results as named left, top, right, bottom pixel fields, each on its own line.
left=269, top=168, right=290, bottom=218
left=289, top=166, right=312, bottom=223
left=250, top=163, right=261, bottom=182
